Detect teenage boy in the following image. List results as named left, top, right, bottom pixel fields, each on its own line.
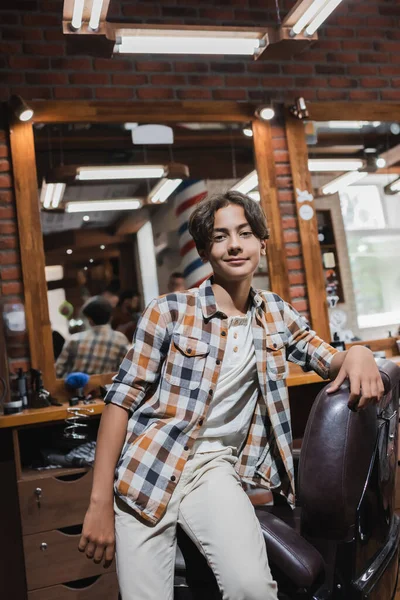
left=79, top=192, right=384, bottom=600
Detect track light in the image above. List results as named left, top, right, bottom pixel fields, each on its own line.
left=10, top=95, right=34, bottom=122
left=69, top=0, right=105, bottom=31
left=148, top=179, right=182, bottom=204
left=321, top=171, right=368, bottom=196
left=40, top=181, right=66, bottom=209
left=375, top=157, right=386, bottom=169
left=289, top=97, right=309, bottom=120
left=255, top=106, right=275, bottom=121
left=242, top=124, right=253, bottom=137
left=76, top=165, right=166, bottom=181
left=66, top=199, right=143, bottom=213
left=231, top=170, right=258, bottom=195
left=308, top=159, right=364, bottom=172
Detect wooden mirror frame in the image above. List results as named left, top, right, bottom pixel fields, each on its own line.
left=8, top=100, right=291, bottom=399
left=284, top=101, right=400, bottom=344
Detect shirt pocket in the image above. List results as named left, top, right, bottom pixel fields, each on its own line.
left=165, top=334, right=210, bottom=390
left=266, top=333, right=288, bottom=381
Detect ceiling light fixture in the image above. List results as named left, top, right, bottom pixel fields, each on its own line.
left=88, top=0, right=104, bottom=30
left=9, top=95, right=34, bottom=122
left=231, top=170, right=259, bottom=195
left=69, top=0, right=107, bottom=31
left=83, top=215, right=90, bottom=222
left=375, top=157, right=386, bottom=169
left=40, top=181, right=66, bottom=209
left=66, top=249, right=73, bottom=255
left=242, top=124, right=253, bottom=137
left=100, top=244, right=106, bottom=250
left=308, top=158, right=364, bottom=172
left=113, top=28, right=268, bottom=57
left=321, top=171, right=368, bottom=195
left=255, top=106, right=275, bottom=121
left=289, top=97, right=309, bottom=120
left=76, top=165, right=166, bottom=181
left=148, top=179, right=182, bottom=204
left=71, top=0, right=84, bottom=30
left=66, top=199, right=143, bottom=213
left=286, top=0, right=344, bottom=38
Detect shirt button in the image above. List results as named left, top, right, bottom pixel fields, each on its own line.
left=233, top=346, right=238, bottom=352
left=273, top=343, right=277, bottom=349
left=209, top=389, right=213, bottom=395
left=198, top=419, right=204, bottom=426
left=187, top=347, right=192, bottom=354
left=221, top=331, right=227, bottom=337
left=171, top=475, right=176, bottom=482
left=234, top=332, right=238, bottom=339
left=184, top=445, right=189, bottom=451
left=216, top=359, right=221, bottom=365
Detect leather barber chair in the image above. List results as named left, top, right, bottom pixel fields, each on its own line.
left=174, top=359, right=400, bottom=600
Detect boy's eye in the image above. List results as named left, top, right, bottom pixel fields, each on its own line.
left=213, top=234, right=226, bottom=242
left=240, top=231, right=253, bottom=237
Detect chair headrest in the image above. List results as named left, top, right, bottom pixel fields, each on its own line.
left=298, top=361, right=400, bottom=540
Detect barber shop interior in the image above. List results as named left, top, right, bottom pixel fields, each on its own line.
left=1, top=1, right=400, bottom=599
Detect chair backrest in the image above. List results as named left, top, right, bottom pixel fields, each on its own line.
left=298, top=360, right=400, bottom=541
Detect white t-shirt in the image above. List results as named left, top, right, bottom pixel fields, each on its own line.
left=193, top=310, right=259, bottom=454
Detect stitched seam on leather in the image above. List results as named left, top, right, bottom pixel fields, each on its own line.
left=260, top=523, right=314, bottom=579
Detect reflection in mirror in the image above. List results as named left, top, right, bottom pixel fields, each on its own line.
left=33, top=121, right=264, bottom=378
left=305, top=120, right=400, bottom=344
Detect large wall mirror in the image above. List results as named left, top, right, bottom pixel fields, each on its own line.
left=287, top=102, right=400, bottom=350
left=9, top=101, right=290, bottom=398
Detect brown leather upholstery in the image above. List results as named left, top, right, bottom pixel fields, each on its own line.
left=256, top=509, right=324, bottom=588
left=298, top=361, right=400, bottom=541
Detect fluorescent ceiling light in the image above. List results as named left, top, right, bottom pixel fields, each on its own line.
left=248, top=191, right=260, bottom=202
left=89, top=0, right=104, bottom=30
left=231, top=170, right=259, bottom=194
left=305, top=0, right=344, bottom=36
left=114, top=30, right=266, bottom=56
left=149, top=179, right=182, bottom=204
left=71, top=0, right=84, bottom=30
left=289, top=0, right=344, bottom=37
left=308, top=158, right=364, bottom=172
left=66, top=199, right=143, bottom=213
left=76, top=165, right=165, bottom=181
left=40, top=182, right=66, bottom=209
left=384, top=177, right=400, bottom=195
left=321, top=171, right=367, bottom=195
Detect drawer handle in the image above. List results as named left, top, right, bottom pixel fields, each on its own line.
left=40, top=542, right=48, bottom=551
left=34, top=487, right=42, bottom=509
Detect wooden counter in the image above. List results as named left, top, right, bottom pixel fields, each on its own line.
left=0, top=366, right=325, bottom=429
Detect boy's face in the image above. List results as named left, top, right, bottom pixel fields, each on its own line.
left=201, top=204, right=266, bottom=283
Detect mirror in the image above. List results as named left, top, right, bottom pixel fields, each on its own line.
left=305, top=119, right=400, bottom=344
left=32, top=118, right=266, bottom=380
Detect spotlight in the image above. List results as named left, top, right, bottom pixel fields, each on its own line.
left=255, top=106, right=275, bottom=121
left=242, top=123, right=253, bottom=137
left=289, top=97, right=309, bottom=120
left=66, top=249, right=73, bottom=255
left=376, top=157, right=386, bottom=169
left=83, top=215, right=90, bottom=222
left=9, top=95, right=34, bottom=122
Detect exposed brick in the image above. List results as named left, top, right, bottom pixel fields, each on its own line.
left=177, top=88, right=212, bottom=100
left=95, top=87, right=135, bottom=99
left=288, top=272, right=305, bottom=285
left=285, top=245, right=302, bottom=258
left=212, top=88, right=247, bottom=100
left=136, top=60, right=173, bottom=72
left=281, top=64, right=313, bottom=75
left=0, top=191, right=13, bottom=204
left=348, top=65, right=378, bottom=76
left=122, top=4, right=161, bottom=17
left=9, top=56, right=49, bottom=69
left=2, top=26, right=43, bottom=41
left=326, top=52, right=358, bottom=63
left=44, top=30, right=66, bottom=42
left=0, top=251, right=19, bottom=265
left=316, top=64, right=346, bottom=75
left=23, top=42, right=64, bottom=56
left=26, top=72, right=68, bottom=85
left=54, top=87, right=94, bottom=99
left=348, top=90, right=379, bottom=100
left=360, top=52, right=389, bottom=63
left=151, top=74, right=187, bottom=86
left=283, top=230, right=300, bottom=244
left=188, top=75, right=224, bottom=87
left=0, top=238, right=17, bottom=250
left=0, top=41, right=22, bottom=54
left=282, top=217, right=297, bottom=229
left=380, top=65, right=400, bottom=75
left=210, top=62, right=245, bottom=73
left=360, top=77, right=389, bottom=88
left=11, top=86, right=52, bottom=99
left=0, top=175, right=12, bottom=189
left=381, top=89, right=400, bottom=100
left=329, top=77, right=358, bottom=88
left=0, top=160, right=10, bottom=172
left=69, top=73, right=110, bottom=85
left=137, top=87, right=175, bottom=100
left=225, top=75, right=258, bottom=87
left=0, top=266, right=21, bottom=280
left=326, top=27, right=354, bottom=38
left=290, top=285, right=307, bottom=298
left=291, top=299, right=308, bottom=312
left=112, top=74, right=148, bottom=86
left=1, top=281, right=23, bottom=295
left=247, top=62, right=280, bottom=74
left=51, top=58, right=92, bottom=70
left=95, top=58, right=132, bottom=71
left=287, top=258, right=303, bottom=271
left=175, top=61, right=208, bottom=73
left=199, top=8, right=234, bottom=20
left=22, top=12, right=59, bottom=26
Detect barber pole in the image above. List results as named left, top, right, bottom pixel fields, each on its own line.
left=175, top=180, right=213, bottom=288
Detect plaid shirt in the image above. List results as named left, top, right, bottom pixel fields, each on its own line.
left=105, top=279, right=337, bottom=525
left=56, top=325, right=129, bottom=378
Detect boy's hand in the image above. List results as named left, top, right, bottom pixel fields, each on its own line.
left=326, top=346, right=384, bottom=411
left=78, top=501, right=115, bottom=568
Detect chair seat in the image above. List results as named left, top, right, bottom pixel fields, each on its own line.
left=256, top=508, right=325, bottom=589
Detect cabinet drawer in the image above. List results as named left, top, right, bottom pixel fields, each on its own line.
left=19, top=470, right=93, bottom=535
left=27, top=573, right=119, bottom=600
left=24, top=529, right=115, bottom=591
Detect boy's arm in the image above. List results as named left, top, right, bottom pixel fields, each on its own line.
left=104, top=297, right=171, bottom=413
left=55, top=339, right=75, bottom=378
left=282, top=300, right=384, bottom=410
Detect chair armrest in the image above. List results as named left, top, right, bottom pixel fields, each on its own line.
left=256, top=509, right=324, bottom=589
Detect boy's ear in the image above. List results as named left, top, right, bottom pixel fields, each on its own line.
left=260, top=240, right=267, bottom=256
left=198, top=249, right=208, bottom=263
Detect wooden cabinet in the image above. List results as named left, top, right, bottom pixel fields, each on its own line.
left=27, top=573, right=119, bottom=600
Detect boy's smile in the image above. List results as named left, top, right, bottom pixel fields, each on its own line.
left=201, top=203, right=266, bottom=284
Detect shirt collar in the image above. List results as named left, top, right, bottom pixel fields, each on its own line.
left=198, top=277, right=263, bottom=320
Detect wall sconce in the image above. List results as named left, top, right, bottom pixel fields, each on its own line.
left=289, top=97, right=309, bottom=120
left=255, top=106, right=275, bottom=121
left=242, top=123, right=253, bottom=137
left=9, top=95, right=34, bottom=122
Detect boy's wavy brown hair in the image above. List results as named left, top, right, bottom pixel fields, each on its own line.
left=188, top=191, right=269, bottom=253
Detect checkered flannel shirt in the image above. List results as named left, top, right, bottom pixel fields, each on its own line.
left=105, top=278, right=338, bottom=524
left=56, top=324, right=129, bottom=378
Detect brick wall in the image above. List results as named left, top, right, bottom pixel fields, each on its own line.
left=0, top=0, right=399, bottom=377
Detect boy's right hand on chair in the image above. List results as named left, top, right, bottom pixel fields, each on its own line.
left=78, top=502, right=115, bottom=568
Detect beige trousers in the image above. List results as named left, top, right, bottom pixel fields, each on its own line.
left=114, top=447, right=278, bottom=600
